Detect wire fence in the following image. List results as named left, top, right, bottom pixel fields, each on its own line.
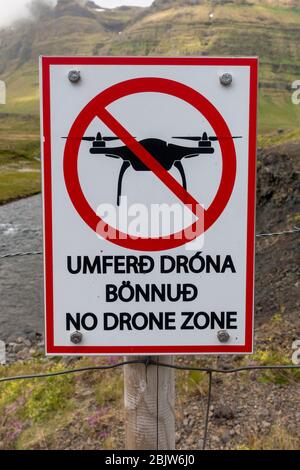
left=0, top=225, right=299, bottom=260
left=0, top=359, right=299, bottom=450
left=0, top=226, right=299, bottom=450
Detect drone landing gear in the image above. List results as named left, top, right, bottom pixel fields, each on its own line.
left=117, top=161, right=130, bottom=206
left=174, top=161, right=187, bottom=191
left=116, top=161, right=187, bottom=207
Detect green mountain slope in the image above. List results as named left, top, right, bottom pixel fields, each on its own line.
left=0, top=0, right=300, bottom=202
left=1, top=0, right=300, bottom=130
left=104, top=0, right=300, bottom=133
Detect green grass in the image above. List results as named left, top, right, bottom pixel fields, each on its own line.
left=237, top=424, right=299, bottom=450
left=0, top=362, right=74, bottom=424
left=259, top=91, right=300, bottom=133
left=2, top=63, right=40, bottom=115
left=0, top=169, right=40, bottom=204
left=0, top=351, right=298, bottom=449
left=0, top=361, right=73, bottom=449
left=0, top=126, right=41, bottom=203
left=0, top=357, right=124, bottom=450
left=94, top=372, right=123, bottom=406
left=258, top=127, right=300, bottom=148
left=0, top=109, right=40, bottom=137
left=246, top=349, right=300, bottom=385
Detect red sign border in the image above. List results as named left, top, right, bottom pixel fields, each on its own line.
left=63, top=77, right=237, bottom=250
left=41, top=57, right=258, bottom=355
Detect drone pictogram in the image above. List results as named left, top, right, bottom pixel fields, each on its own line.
left=64, top=132, right=241, bottom=206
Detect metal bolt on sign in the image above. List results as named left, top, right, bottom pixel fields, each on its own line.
left=68, top=70, right=81, bottom=83
left=217, top=330, right=230, bottom=343
left=220, top=73, right=233, bottom=86
left=70, top=331, right=83, bottom=344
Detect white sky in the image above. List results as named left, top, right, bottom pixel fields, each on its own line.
left=0, top=0, right=154, bottom=27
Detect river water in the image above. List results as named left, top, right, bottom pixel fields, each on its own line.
left=0, top=195, right=43, bottom=341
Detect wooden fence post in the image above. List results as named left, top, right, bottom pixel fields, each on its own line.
left=124, top=356, right=175, bottom=450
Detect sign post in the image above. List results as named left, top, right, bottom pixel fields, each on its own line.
left=40, top=57, right=257, bottom=449
left=124, top=356, right=175, bottom=450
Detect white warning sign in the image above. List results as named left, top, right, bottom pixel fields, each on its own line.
left=40, top=57, right=257, bottom=355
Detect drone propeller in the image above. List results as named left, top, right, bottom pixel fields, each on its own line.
left=62, top=136, right=95, bottom=141
left=173, top=136, right=204, bottom=141
left=62, top=132, right=120, bottom=142
left=173, top=133, right=242, bottom=142
left=208, top=136, right=242, bottom=141
left=95, top=132, right=120, bottom=142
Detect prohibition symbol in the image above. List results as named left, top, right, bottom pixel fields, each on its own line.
left=63, top=77, right=237, bottom=251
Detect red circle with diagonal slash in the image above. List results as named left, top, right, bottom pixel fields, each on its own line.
left=63, top=77, right=236, bottom=251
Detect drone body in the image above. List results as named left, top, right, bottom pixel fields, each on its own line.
left=64, top=132, right=241, bottom=206
left=90, top=137, right=214, bottom=170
